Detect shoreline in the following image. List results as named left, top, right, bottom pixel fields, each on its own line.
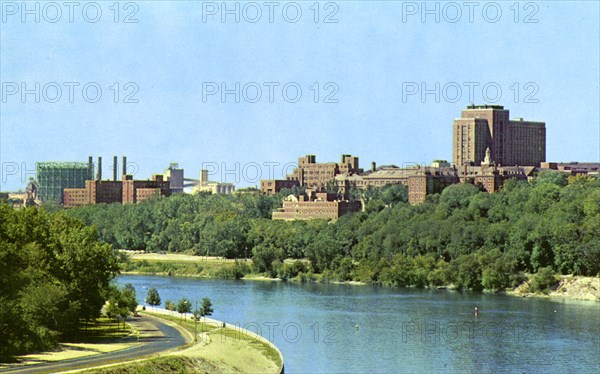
left=69, top=308, right=284, bottom=374
left=122, top=270, right=599, bottom=302
left=505, top=275, right=599, bottom=302
left=141, top=308, right=284, bottom=374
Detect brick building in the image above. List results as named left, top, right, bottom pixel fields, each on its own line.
left=64, top=175, right=170, bottom=207
left=63, top=171, right=170, bottom=207
left=539, top=162, right=600, bottom=176
left=407, top=168, right=459, bottom=204
left=260, top=179, right=300, bottom=194
left=453, top=105, right=546, bottom=167
left=122, top=174, right=171, bottom=204
left=290, top=154, right=361, bottom=189
left=260, top=154, right=361, bottom=194
left=272, top=190, right=361, bottom=221
left=62, top=187, right=88, bottom=207
left=64, top=179, right=124, bottom=207
left=335, top=165, right=418, bottom=195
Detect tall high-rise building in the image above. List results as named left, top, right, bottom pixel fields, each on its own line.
left=508, top=118, right=546, bottom=166
left=453, top=105, right=545, bottom=167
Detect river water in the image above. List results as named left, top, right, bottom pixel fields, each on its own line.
left=118, top=275, right=599, bottom=373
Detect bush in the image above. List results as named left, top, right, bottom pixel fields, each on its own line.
left=278, top=261, right=307, bottom=281
left=529, top=267, right=558, bottom=294
left=509, top=272, right=527, bottom=288
left=213, top=260, right=250, bottom=279
left=452, top=254, right=483, bottom=291
left=482, top=267, right=508, bottom=292
left=294, top=271, right=318, bottom=283
left=427, top=260, right=452, bottom=287
left=333, top=257, right=355, bottom=281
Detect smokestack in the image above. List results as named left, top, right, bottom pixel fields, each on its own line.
left=113, top=156, right=118, bottom=181
left=97, top=157, right=102, bottom=180
left=122, top=156, right=127, bottom=178
left=88, top=156, right=93, bottom=179
left=371, top=161, right=376, bottom=172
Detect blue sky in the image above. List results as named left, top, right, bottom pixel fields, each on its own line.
left=1, top=1, right=599, bottom=190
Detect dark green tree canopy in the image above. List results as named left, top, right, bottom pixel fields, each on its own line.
left=0, top=204, right=120, bottom=358
left=146, top=287, right=161, bottom=308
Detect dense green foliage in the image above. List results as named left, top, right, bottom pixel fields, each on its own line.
left=106, top=283, right=138, bottom=328
left=146, top=287, right=161, bottom=308
left=529, top=267, right=558, bottom=294
left=164, top=300, right=176, bottom=314
left=194, top=298, right=214, bottom=320
left=0, top=205, right=120, bottom=359
left=176, top=298, right=192, bottom=318
left=67, top=174, right=600, bottom=291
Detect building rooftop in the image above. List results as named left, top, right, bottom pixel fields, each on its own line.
left=466, top=104, right=505, bottom=110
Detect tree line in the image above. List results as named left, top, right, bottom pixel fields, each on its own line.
left=65, top=173, right=600, bottom=289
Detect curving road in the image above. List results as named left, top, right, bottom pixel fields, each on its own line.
left=0, top=314, right=188, bottom=374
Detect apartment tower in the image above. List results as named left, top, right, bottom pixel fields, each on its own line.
left=453, top=105, right=545, bottom=167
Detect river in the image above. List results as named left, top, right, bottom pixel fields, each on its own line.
left=118, top=275, right=599, bottom=373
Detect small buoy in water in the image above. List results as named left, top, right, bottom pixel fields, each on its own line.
left=355, top=324, right=359, bottom=331
left=474, top=307, right=479, bottom=316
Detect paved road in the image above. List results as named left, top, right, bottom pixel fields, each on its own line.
left=0, top=314, right=188, bottom=374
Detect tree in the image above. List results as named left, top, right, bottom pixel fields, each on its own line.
left=122, top=283, right=138, bottom=314
left=145, top=287, right=161, bottom=309
left=252, top=243, right=285, bottom=275
left=106, top=286, right=133, bottom=330
left=199, top=298, right=213, bottom=318
left=0, top=204, right=120, bottom=358
left=437, top=183, right=480, bottom=217
left=191, top=298, right=214, bottom=342
left=193, top=298, right=212, bottom=319
left=381, top=184, right=408, bottom=207
left=165, top=300, right=176, bottom=315
left=534, top=171, right=568, bottom=187
left=176, top=298, right=192, bottom=320
left=529, top=267, right=557, bottom=294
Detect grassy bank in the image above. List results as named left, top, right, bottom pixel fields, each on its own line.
left=148, top=311, right=282, bottom=372
left=90, top=356, right=221, bottom=373
left=92, top=310, right=283, bottom=374
left=120, top=253, right=254, bottom=279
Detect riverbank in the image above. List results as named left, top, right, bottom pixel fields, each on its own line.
left=89, top=308, right=283, bottom=374
left=123, top=253, right=598, bottom=302
left=507, top=275, right=599, bottom=301
left=120, top=252, right=251, bottom=279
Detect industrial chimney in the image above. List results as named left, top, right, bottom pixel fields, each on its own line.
left=371, top=161, right=376, bottom=172
left=122, top=156, right=127, bottom=179
left=88, top=156, right=93, bottom=179
left=113, top=156, right=118, bottom=181
left=97, top=157, right=102, bottom=180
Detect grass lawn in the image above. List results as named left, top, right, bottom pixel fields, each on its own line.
left=121, top=253, right=255, bottom=278
left=141, top=311, right=283, bottom=373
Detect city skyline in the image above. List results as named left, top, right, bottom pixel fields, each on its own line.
left=0, top=102, right=591, bottom=192
left=2, top=2, right=599, bottom=192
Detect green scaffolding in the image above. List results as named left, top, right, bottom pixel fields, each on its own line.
left=36, top=162, right=94, bottom=203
